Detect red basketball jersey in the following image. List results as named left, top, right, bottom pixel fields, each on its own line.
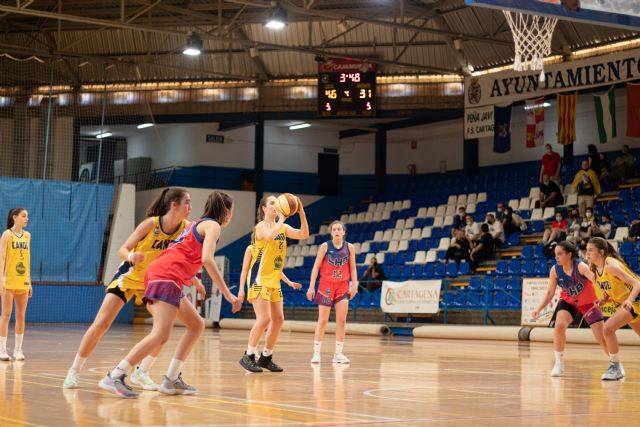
left=319, top=241, right=351, bottom=283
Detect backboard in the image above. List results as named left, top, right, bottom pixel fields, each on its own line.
left=465, top=0, right=640, bottom=31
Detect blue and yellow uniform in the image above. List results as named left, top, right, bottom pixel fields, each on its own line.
left=106, top=216, right=186, bottom=304
left=4, top=230, right=30, bottom=295
left=594, top=256, right=640, bottom=323
left=247, top=225, right=286, bottom=303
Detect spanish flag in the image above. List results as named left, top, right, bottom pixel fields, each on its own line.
left=557, top=92, right=577, bottom=145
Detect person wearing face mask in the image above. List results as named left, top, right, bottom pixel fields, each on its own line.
left=541, top=212, right=568, bottom=245
left=495, top=203, right=506, bottom=222
left=580, top=208, right=596, bottom=239
left=572, top=159, right=601, bottom=217
left=464, top=214, right=481, bottom=243
left=536, top=174, right=564, bottom=209
left=540, top=144, right=561, bottom=184
left=453, top=206, right=467, bottom=230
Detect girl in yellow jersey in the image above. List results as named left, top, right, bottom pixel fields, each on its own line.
left=239, top=195, right=308, bottom=373
left=586, top=237, right=640, bottom=381
left=63, top=188, right=204, bottom=389
left=0, top=208, right=31, bottom=361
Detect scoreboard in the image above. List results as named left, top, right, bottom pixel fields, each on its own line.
left=318, top=60, right=376, bottom=117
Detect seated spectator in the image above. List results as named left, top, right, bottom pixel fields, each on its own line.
left=470, top=224, right=495, bottom=272
left=566, top=208, right=582, bottom=244
left=485, top=213, right=505, bottom=245
left=579, top=207, right=596, bottom=239
left=572, top=159, right=601, bottom=216
left=536, top=174, right=564, bottom=209
left=540, top=143, right=561, bottom=184
left=495, top=202, right=506, bottom=221
left=541, top=212, right=568, bottom=245
left=613, top=144, right=636, bottom=184
left=360, top=256, right=386, bottom=292
left=453, top=206, right=466, bottom=231
left=446, top=229, right=470, bottom=265
left=464, top=214, right=481, bottom=242
left=502, top=206, right=526, bottom=235
left=586, top=214, right=609, bottom=239
left=598, top=152, right=611, bottom=184
left=629, top=217, right=640, bottom=243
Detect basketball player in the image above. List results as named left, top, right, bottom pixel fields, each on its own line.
left=237, top=243, right=302, bottom=304
left=63, top=188, right=203, bottom=389
left=307, top=220, right=357, bottom=364
left=100, top=191, right=241, bottom=398
left=586, top=237, right=640, bottom=381
left=532, top=241, right=608, bottom=377
left=0, top=208, right=31, bottom=361
left=239, top=195, right=309, bottom=373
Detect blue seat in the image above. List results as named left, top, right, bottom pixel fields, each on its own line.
left=411, top=264, right=424, bottom=278
left=492, top=291, right=508, bottom=308
left=453, top=291, right=467, bottom=307
left=521, top=246, right=534, bottom=259
left=495, top=260, right=509, bottom=275
left=535, top=261, right=550, bottom=276
left=507, top=291, right=522, bottom=308
left=400, top=265, right=412, bottom=280
left=628, top=256, right=639, bottom=271
left=534, top=244, right=546, bottom=259
left=468, top=276, right=482, bottom=291
left=458, top=262, right=470, bottom=276
left=530, top=220, right=544, bottom=233
left=466, top=291, right=483, bottom=308
left=507, top=278, right=522, bottom=292
left=522, top=260, right=536, bottom=276
left=446, top=262, right=458, bottom=277
left=437, top=250, right=447, bottom=261
left=417, top=239, right=429, bottom=251
left=434, top=262, right=447, bottom=278
left=506, top=233, right=520, bottom=247
left=423, top=263, right=435, bottom=278
left=442, top=291, right=454, bottom=308
left=620, top=241, right=634, bottom=258
left=493, top=277, right=508, bottom=291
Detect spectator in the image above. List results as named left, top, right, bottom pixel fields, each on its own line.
left=540, top=143, right=561, bottom=184
left=572, top=159, right=601, bottom=216
left=446, top=229, right=470, bottom=265
left=596, top=214, right=612, bottom=239
left=502, top=206, right=526, bottom=235
left=598, top=152, right=611, bottom=184
left=464, top=214, right=481, bottom=242
left=536, top=174, right=564, bottom=209
left=566, top=208, right=582, bottom=243
left=495, top=202, right=506, bottom=221
left=485, top=213, right=505, bottom=245
left=629, top=217, right=640, bottom=243
left=587, top=144, right=601, bottom=173
left=541, top=212, right=568, bottom=245
left=470, top=224, right=495, bottom=272
left=360, top=256, right=386, bottom=292
left=453, top=206, right=466, bottom=230
left=579, top=207, right=596, bottom=240
left=613, top=144, right=636, bottom=183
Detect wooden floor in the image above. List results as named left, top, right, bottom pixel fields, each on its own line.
left=2, top=324, right=640, bottom=426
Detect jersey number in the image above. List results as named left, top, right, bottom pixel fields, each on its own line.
left=332, top=270, right=343, bottom=279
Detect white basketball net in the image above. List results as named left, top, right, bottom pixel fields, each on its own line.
left=503, top=11, right=558, bottom=81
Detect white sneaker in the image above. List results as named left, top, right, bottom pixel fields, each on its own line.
left=310, top=353, right=321, bottom=364
left=130, top=367, right=159, bottom=391
left=63, top=369, right=80, bottom=389
left=620, top=362, right=626, bottom=377
left=332, top=353, right=350, bottom=364
left=0, top=351, right=10, bottom=361
left=550, top=362, right=564, bottom=377
left=13, top=350, right=24, bottom=361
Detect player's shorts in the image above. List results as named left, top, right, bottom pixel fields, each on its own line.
left=617, top=300, right=640, bottom=324
left=247, top=283, right=283, bottom=303
left=554, top=299, right=604, bottom=326
left=143, top=279, right=183, bottom=308
left=314, top=279, right=350, bottom=307
left=5, top=288, right=29, bottom=296
left=106, top=280, right=145, bottom=305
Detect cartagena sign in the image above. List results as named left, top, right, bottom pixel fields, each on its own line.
left=380, top=280, right=442, bottom=314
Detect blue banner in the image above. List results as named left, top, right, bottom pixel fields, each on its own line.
left=493, top=104, right=512, bottom=153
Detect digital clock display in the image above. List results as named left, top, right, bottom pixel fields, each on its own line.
left=318, top=60, right=376, bottom=117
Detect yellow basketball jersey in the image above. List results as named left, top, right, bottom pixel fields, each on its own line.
left=116, top=216, right=187, bottom=290
left=250, top=225, right=286, bottom=289
left=594, top=256, right=640, bottom=304
left=4, top=230, right=30, bottom=290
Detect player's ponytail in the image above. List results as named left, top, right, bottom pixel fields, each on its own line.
left=588, top=237, right=625, bottom=275
left=203, top=191, right=233, bottom=225
left=145, top=188, right=188, bottom=217
left=6, top=207, right=26, bottom=229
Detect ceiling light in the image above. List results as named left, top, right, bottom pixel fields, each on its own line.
left=137, top=123, right=154, bottom=129
left=289, top=123, right=311, bottom=130
left=183, top=32, right=203, bottom=56
left=265, top=7, right=287, bottom=29
left=96, top=132, right=112, bottom=139
left=523, top=102, right=552, bottom=110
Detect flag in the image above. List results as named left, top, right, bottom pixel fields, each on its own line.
left=526, top=97, right=545, bottom=148
left=593, top=88, right=617, bottom=144
left=493, top=104, right=512, bottom=153
left=627, top=83, right=640, bottom=137
left=557, top=92, right=577, bottom=145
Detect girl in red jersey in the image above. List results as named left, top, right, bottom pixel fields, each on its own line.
left=532, top=241, right=609, bottom=377
left=307, top=221, right=357, bottom=364
left=100, top=191, right=241, bottom=398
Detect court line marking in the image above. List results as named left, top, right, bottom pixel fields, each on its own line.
left=0, top=415, right=45, bottom=427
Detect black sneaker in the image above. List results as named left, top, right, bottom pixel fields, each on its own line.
left=257, top=354, right=284, bottom=372
left=239, top=352, right=263, bottom=373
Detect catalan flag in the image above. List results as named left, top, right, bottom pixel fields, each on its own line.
left=557, top=92, right=577, bottom=145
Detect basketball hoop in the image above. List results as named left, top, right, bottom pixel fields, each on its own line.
left=503, top=10, right=558, bottom=82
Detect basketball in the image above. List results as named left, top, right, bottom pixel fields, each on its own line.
left=276, top=193, right=298, bottom=217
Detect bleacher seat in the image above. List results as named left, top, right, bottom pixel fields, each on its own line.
left=398, top=240, right=409, bottom=252
left=492, top=292, right=508, bottom=308
left=421, top=227, right=432, bottom=239
left=438, top=238, right=450, bottom=251
left=518, top=197, right=531, bottom=211
left=443, top=215, right=454, bottom=226
left=426, top=206, right=437, bottom=218
left=469, top=276, right=482, bottom=291
left=458, top=262, right=470, bottom=275
left=391, top=229, right=402, bottom=240
left=364, top=212, right=374, bottom=222
left=466, top=203, right=476, bottom=214
left=392, top=200, right=403, bottom=211
left=542, top=207, right=555, bottom=220
left=447, top=195, right=457, bottom=205
left=445, top=205, right=456, bottom=216
left=535, top=260, right=550, bottom=276
left=294, top=256, right=304, bottom=267
left=411, top=228, right=422, bottom=240
left=468, top=194, right=478, bottom=205
left=434, top=262, right=447, bottom=278
left=614, top=227, right=629, bottom=242
left=477, top=192, right=487, bottom=202
left=508, top=199, right=519, bottom=210
left=531, top=208, right=543, bottom=221
left=400, top=229, right=412, bottom=240
left=442, top=291, right=454, bottom=308
left=495, top=260, right=509, bottom=275
left=620, top=241, right=634, bottom=258
left=425, top=250, right=437, bottom=263
left=409, top=250, right=426, bottom=264
left=453, top=291, right=466, bottom=307
left=417, top=207, right=428, bottom=218
left=387, top=241, right=399, bottom=253
left=565, top=194, right=577, bottom=206
left=529, top=187, right=540, bottom=200
left=522, top=260, right=536, bottom=276
left=521, top=246, right=534, bottom=259
left=356, top=212, right=366, bottom=223
left=436, top=205, right=447, bottom=216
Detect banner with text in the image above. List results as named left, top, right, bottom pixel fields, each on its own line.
left=465, top=47, right=640, bottom=108
left=464, top=105, right=494, bottom=139
left=380, top=280, right=441, bottom=314
left=521, top=278, right=559, bottom=326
